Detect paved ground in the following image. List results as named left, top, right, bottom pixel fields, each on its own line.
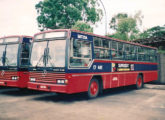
left=0, top=85, right=165, bottom=120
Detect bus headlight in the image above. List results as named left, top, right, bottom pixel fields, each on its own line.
left=11, top=76, right=19, bottom=80
left=56, top=79, right=68, bottom=84
left=30, top=78, right=36, bottom=82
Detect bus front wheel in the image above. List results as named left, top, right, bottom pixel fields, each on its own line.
left=135, top=75, right=144, bottom=89
left=87, top=78, right=99, bottom=99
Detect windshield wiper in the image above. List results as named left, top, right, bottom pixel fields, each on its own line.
left=35, top=54, right=44, bottom=68
left=35, top=47, right=54, bottom=68
left=2, top=45, right=9, bottom=66
left=43, top=47, right=54, bottom=67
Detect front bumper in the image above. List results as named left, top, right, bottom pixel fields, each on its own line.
left=28, top=82, right=69, bottom=93
left=0, top=80, right=18, bottom=87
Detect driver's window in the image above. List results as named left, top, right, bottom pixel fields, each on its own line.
left=70, top=38, right=92, bottom=67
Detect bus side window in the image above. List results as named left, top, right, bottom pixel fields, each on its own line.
left=94, top=38, right=110, bottom=59
left=145, top=48, right=150, bottom=62
left=118, top=42, right=124, bottom=60
left=138, top=47, right=145, bottom=61
left=70, top=38, right=92, bottom=67
left=149, top=49, right=156, bottom=62
left=124, top=44, right=130, bottom=60
left=94, top=38, right=102, bottom=47
left=130, top=45, right=137, bottom=61
left=111, top=41, right=118, bottom=60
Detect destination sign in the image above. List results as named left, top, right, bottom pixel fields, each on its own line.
left=45, top=32, right=67, bottom=38
left=77, top=34, right=88, bottom=40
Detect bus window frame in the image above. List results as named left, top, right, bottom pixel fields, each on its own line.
left=68, top=37, right=93, bottom=69
left=19, top=37, right=32, bottom=68
left=94, top=37, right=111, bottom=60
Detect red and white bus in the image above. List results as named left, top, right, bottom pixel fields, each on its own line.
left=28, top=29, right=158, bottom=98
left=0, top=36, right=32, bottom=88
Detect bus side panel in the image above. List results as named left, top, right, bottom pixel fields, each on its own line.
left=118, top=74, right=125, bottom=87
left=67, top=74, right=92, bottom=94
left=125, top=73, right=138, bottom=86
left=110, top=74, right=119, bottom=88
left=104, top=75, right=111, bottom=89
left=143, top=71, right=158, bottom=83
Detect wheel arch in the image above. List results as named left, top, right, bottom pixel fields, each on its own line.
left=138, top=73, right=144, bottom=82
left=91, top=75, right=103, bottom=94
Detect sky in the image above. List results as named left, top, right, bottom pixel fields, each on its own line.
left=0, top=0, right=165, bottom=37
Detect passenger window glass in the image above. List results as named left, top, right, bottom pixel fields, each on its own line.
left=138, top=47, right=145, bottom=61
left=70, top=38, right=92, bottom=67
left=94, top=38, right=101, bottom=47
left=112, top=41, right=117, bottom=50
left=111, top=41, right=120, bottom=60
left=103, top=40, right=109, bottom=48
left=94, top=37, right=110, bottom=59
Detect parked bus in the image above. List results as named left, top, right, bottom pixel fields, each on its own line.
left=28, top=29, right=158, bottom=98
left=0, top=36, right=32, bottom=88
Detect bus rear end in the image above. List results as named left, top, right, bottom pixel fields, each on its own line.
left=0, top=36, right=32, bottom=88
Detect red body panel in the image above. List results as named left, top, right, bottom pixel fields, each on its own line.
left=28, top=70, right=158, bottom=94
left=0, top=71, right=29, bottom=88
left=28, top=82, right=68, bottom=93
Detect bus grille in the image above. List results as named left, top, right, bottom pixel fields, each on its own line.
left=0, top=71, right=17, bottom=80
left=29, top=72, right=66, bottom=84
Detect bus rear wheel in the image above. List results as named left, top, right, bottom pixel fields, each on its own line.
left=135, top=75, right=144, bottom=89
left=87, top=78, right=99, bottom=99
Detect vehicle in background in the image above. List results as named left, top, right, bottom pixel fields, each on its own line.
left=28, top=29, right=158, bottom=98
left=0, top=36, right=32, bottom=88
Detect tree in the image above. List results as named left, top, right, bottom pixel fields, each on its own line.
left=72, top=21, right=93, bottom=33
left=35, top=0, right=102, bottom=31
left=139, top=25, right=165, bottom=39
left=108, top=12, right=143, bottom=41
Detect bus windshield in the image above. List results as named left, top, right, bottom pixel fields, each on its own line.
left=0, top=44, right=18, bottom=66
left=30, top=40, right=66, bottom=67
left=0, top=45, right=5, bottom=66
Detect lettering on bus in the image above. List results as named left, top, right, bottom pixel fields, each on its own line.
left=112, top=77, right=118, bottom=81
left=112, top=63, right=134, bottom=72
left=77, top=34, right=88, bottom=40
left=93, top=65, right=103, bottom=70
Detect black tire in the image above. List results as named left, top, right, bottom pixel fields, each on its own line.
left=87, top=78, right=99, bottom=99
left=135, top=75, right=144, bottom=89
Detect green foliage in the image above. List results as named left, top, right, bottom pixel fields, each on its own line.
left=109, top=12, right=143, bottom=41
left=72, top=21, right=93, bottom=33
left=35, top=0, right=102, bottom=30
left=139, top=25, right=165, bottom=39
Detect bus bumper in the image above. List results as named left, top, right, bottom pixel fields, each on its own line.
left=28, top=82, right=69, bottom=93
left=0, top=80, right=18, bottom=87
left=0, top=71, right=29, bottom=88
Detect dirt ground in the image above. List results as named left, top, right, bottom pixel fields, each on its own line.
left=0, top=85, right=165, bottom=120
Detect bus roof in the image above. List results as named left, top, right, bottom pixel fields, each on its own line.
left=0, top=35, right=32, bottom=39
left=34, top=29, right=157, bottom=50
left=0, top=35, right=33, bottom=43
